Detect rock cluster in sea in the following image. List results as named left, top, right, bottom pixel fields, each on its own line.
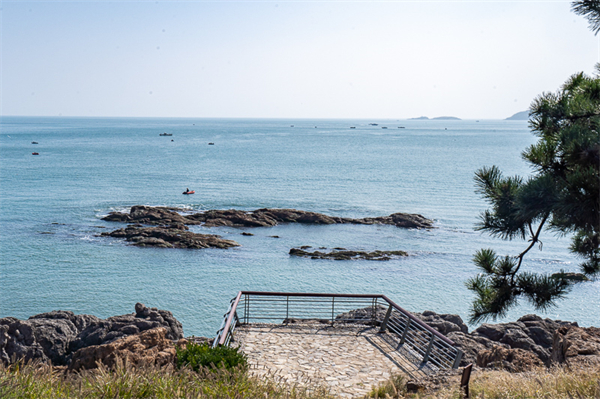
left=0, top=303, right=184, bottom=369
left=100, top=206, right=433, bottom=249
left=289, top=247, right=409, bottom=261
left=103, top=205, right=433, bottom=229
left=100, top=224, right=240, bottom=249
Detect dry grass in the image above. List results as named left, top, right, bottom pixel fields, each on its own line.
left=3, top=362, right=600, bottom=399
left=0, top=361, right=333, bottom=399
left=369, top=366, right=600, bottom=399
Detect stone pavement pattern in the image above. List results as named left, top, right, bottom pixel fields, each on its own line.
left=234, top=323, right=422, bottom=398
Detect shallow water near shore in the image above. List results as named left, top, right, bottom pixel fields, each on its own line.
left=1, top=116, right=597, bottom=336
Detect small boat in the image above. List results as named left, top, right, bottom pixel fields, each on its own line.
left=381, top=127, right=387, bottom=129
left=32, top=141, right=38, bottom=144
left=32, top=152, right=39, bottom=155
left=350, top=127, right=356, bottom=129
left=208, top=142, right=214, bottom=145
left=159, top=133, right=173, bottom=136
left=183, top=190, right=195, bottom=195
left=369, top=123, right=378, bottom=126
left=398, top=126, right=405, bottom=129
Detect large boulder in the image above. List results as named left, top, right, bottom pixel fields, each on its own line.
left=550, top=325, right=600, bottom=367
left=69, top=327, right=176, bottom=371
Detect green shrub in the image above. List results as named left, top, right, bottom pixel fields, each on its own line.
left=176, top=342, right=248, bottom=372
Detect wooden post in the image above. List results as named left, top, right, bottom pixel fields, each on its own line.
left=460, top=363, right=473, bottom=398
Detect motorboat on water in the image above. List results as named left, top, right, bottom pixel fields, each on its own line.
left=183, top=190, right=195, bottom=195
left=160, top=133, right=173, bottom=136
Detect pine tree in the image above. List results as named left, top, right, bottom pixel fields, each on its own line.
left=467, top=68, right=600, bottom=323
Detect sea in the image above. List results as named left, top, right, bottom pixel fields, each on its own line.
left=1, top=116, right=597, bottom=337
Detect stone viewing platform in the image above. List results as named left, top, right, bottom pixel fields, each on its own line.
left=234, top=322, right=430, bottom=398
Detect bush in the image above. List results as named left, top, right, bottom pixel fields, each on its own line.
left=176, top=342, right=248, bottom=372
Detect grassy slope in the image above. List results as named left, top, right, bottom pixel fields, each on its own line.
left=2, top=363, right=599, bottom=398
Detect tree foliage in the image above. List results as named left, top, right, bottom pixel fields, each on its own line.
left=467, top=68, right=600, bottom=323
left=573, top=0, right=600, bottom=34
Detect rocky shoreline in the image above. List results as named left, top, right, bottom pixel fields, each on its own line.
left=3, top=304, right=598, bottom=373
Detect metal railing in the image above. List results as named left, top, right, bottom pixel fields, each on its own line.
left=213, top=291, right=463, bottom=370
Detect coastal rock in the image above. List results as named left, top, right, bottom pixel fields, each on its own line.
left=413, top=311, right=468, bottom=335
left=550, top=325, right=600, bottom=367
left=476, top=345, right=544, bottom=372
left=70, top=303, right=183, bottom=353
left=0, top=311, right=102, bottom=366
left=0, top=303, right=183, bottom=367
left=471, top=315, right=577, bottom=364
left=335, top=305, right=388, bottom=325
left=103, top=206, right=434, bottom=230
left=101, top=225, right=239, bottom=249
left=69, top=327, right=176, bottom=371
left=335, top=307, right=582, bottom=370
left=0, top=318, right=48, bottom=365
left=446, top=331, right=504, bottom=367
left=289, top=247, right=408, bottom=261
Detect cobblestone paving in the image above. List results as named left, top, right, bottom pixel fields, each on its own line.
left=234, top=323, right=424, bottom=398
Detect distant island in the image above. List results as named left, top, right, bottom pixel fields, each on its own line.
left=506, top=110, right=530, bottom=120
left=408, top=116, right=461, bottom=120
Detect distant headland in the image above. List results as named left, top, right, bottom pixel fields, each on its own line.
left=506, top=110, right=530, bottom=120
left=408, top=116, right=461, bottom=120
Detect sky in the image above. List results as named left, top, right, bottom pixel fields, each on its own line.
left=0, top=1, right=597, bottom=119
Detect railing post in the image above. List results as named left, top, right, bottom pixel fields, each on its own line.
left=244, top=294, right=249, bottom=324
left=379, top=305, right=393, bottom=333
left=286, top=296, right=289, bottom=321
left=399, top=317, right=411, bottom=345
left=372, top=298, right=377, bottom=325
left=331, top=297, right=335, bottom=324
left=453, top=349, right=464, bottom=369
left=422, top=334, right=435, bottom=364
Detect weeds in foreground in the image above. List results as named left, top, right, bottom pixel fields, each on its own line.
left=368, top=366, right=600, bottom=398
left=176, top=342, right=248, bottom=372
left=0, top=361, right=333, bottom=399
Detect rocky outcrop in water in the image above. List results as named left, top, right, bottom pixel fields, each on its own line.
left=289, top=247, right=408, bottom=261
left=100, top=225, right=239, bottom=249
left=0, top=303, right=183, bottom=367
left=102, top=206, right=434, bottom=229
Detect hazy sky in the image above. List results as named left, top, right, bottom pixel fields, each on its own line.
left=1, top=1, right=597, bottom=119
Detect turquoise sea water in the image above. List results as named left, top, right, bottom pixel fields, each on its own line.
left=1, top=116, right=597, bottom=336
